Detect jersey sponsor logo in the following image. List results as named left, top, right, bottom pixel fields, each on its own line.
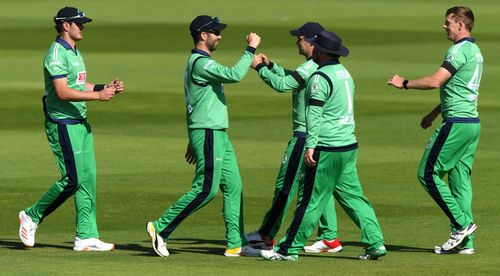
left=335, top=69, right=352, bottom=80
left=467, top=94, right=478, bottom=103
left=49, top=60, right=63, bottom=66
left=76, top=71, right=86, bottom=85
left=475, top=53, right=483, bottom=63
left=338, top=115, right=354, bottom=125
left=203, top=60, right=215, bottom=70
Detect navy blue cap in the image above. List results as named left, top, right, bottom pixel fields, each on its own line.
left=290, top=22, right=324, bottom=38
left=54, top=7, right=92, bottom=24
left=306, top=30, right=349, bottom=57
left=190, top=15, right=227, bottom=34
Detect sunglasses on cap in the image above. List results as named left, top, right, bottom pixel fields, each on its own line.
left=197, top=17, right=219, bottom=33
left=54, top=11, right=87, bottom=22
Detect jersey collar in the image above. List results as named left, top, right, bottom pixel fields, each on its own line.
left=317, top=60, right=340, bottom=69
left=55, top=36, right=78, bottom=54
left=191, top=48, right=211, bottom=57
left=455, top=37, right=475, bottom=44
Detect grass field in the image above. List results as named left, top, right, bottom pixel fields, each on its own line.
left=1, top=0, right=500, bottom=275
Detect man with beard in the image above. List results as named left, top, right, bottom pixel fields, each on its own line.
left=146, top=15, right=261, bottom=257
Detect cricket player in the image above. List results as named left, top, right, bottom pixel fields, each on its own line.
left=18, top=6, right=124, bottom=251
left=146, top=15, right=261, bottom=257
left=387, top=6, right=481, bottom=254
left=261, top=30, right=386, bottom=261
left=245, top=22, right=342, bottom=254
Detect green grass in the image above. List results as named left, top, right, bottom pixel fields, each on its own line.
left=1, top=0, right=500, bottom=275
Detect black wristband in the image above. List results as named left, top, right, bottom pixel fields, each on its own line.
left=402, top=80, right=409, bottom=90
left=93, top=84, right=105, bottom=91
left=255, top=63, right=266, bottom=72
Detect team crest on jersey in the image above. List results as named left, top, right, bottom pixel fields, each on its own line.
left=76, top=71, right=86, bottom=85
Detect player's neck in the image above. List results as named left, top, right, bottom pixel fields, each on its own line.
left=453, top=32, right=471, bottom=43
left=60, top=33, right=77, bottom=49
left=195, top=43, right=212, bottom=56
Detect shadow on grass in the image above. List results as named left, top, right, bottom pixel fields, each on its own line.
left=0, top=239, right=73, bottom=250
left=342, top=241, right=432, bottom=253
left=113, top=238, right=226, bottom=257
left=298, top=241, right=432, bottom=261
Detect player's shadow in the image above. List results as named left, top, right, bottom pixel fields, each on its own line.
left=0, top=239, right=73, bottom=250
left=115, top=238, right=226, bottom=257
left=298, top=241, right=432, bottom=261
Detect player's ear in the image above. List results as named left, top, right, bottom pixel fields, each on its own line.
left=62, top=21, right=72, bottom=31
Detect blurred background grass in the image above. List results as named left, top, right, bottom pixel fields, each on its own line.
left=1, top=0, right=499, bottom=274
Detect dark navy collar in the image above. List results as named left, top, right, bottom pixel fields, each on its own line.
left=191, top=48, right=211, bottom=57
left=55, top=36, right=77, bottom=54
left=318, top=60, right=340, bottom=69
left=455, top=37, right=475, bottom=44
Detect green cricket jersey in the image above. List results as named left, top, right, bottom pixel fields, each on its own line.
left=440, top=37, right=483, bottom=118
left=257, top=59, right=318, bottom=132
left=43, top=37, right=87, bottom=120
left=305, top=61, right=357, bottom=148
left=184, top=47, right=255, bottom=129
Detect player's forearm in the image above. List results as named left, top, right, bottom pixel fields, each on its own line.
left=258, top=68, right=298, bottom=92
left=56, top=86, right=100, bottom=101
left=406, top=76, right=441, bottom=90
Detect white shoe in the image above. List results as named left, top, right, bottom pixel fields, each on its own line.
left=434, top=245, right=475, bottom=255
left=18, top=211, right=37, bottom=247
left=146, top=222, right=169, bottom=257
left=224, top=245, right=261, bottom=257
left=304, top=239, right=343, bottom=253
left=440, top=223, right=477, bottom=251
left=73, top=237, right=114, bottom=251
left=260, top=249, right=298, bottom=261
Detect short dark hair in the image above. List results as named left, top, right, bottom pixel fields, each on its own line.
left=446, top=6, right=474, bottom=31
left=55, top=23, right=65, bottom=33
left=191, top=32, right=201, bottom=44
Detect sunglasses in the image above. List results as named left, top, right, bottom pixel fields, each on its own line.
left=204, top=30, right=221, bottom=36
left=197, top=17, right=219, bottom=33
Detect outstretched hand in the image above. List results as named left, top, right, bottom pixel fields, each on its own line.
left=387, top=74, right=404, bottom=89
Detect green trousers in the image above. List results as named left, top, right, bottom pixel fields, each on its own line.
left=417, top=120, right=480, bottom=248
left=277, top=146, right=384, bottom=255
left=258, top=133, right=337, bottom=241
left=153, top=129, right=245, bottom=249
left=25, top=119, right=99, bottom=239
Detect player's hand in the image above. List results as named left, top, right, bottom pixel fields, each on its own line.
left=259, top=53, right=270, bottom=66
left=387, top=74, right=404, bottom=89
left=420, top=111, right=438, bottom=129
left=247, top=32, right=261, bottom=48
left=108, top=79, right=124, bottom=94
left=185, top=143, right=196, bottom=165
left=251, top=54, right=263, bottom=69
left=99, top=86, right=116, bottom=101
left=304, top=148, right=316, bottom=167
